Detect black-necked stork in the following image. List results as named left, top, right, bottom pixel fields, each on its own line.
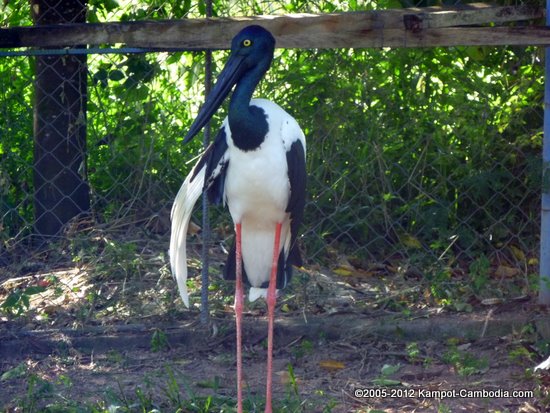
left=169, top=25, right=306, bottom=413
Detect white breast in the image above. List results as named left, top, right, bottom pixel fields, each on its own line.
left=223, top=99, right=300, bottom=288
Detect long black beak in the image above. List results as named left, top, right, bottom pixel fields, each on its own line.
left=183, top=54, right=247, bottom=143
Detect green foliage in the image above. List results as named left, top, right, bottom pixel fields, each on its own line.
left=508, top=346, right=533, bottom=365
left=151, top=328, right=170, bottom=352
left=0, top=54, right=34, bottom=237
left=468, top=255, right=491, bottom=294
left=372, top=363, right=402, bottom=386
left=1, top=361, right=335, bottom=412
left=1, top=285, right=46, bottom=317
left=1, top=362, right=27, bottom=381
left=70, top=231, right=148, bottom=283
left=286, top=363, right=300, bottom=399
left=23, top=374, right=55, bottom=412
left=406, top=342, right=421, bottom=363
left=292, top=338, right=314, bottom=358
left=0, top=0, right=544, bottom=309
left=443, top=339, right=489, bottom=376
left=269, top=45, right=542, bottom=264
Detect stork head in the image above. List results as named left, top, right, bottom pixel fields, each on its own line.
left=183, top=25, right=276, bottom=143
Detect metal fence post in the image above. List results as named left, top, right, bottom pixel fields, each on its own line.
left=200, top=0, right=214, bottom=324
left=539, top=1, right=550, bottom=306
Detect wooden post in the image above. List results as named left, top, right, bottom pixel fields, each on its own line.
left=32, top=0, right=90, bottom=238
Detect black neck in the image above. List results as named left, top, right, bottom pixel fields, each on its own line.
left=228, top=61, right=270, bottom=151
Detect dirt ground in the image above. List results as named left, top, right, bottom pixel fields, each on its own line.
left=1, top=252, right=550, bottom=412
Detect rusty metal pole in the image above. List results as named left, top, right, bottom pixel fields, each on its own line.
left=200, top=0, right=214, bottom=324
left=539, top=0, right=550, bottom=306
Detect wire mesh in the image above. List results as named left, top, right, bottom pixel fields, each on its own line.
left=0, top=0, right=544, bottom=322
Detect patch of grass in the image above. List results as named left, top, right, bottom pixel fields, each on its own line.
left=1, top=362, right=27, bottom=381
left=422, top=264, right=456, bottom=305
left=406, top=342, right=421, bottom=364
left=16, top=373, right=57, bottom=412
left=2, top=361, right=336, bottom=413
left=281, top=363, right=337, bottom=412
left=437, top=404, right=452, bottom=413
left=468, top=255, right=490, bottom=295
left=106, top=349, right=125, bottom=365
left=1, top=366, right=82, bottom=412
left=442, top=339, right=489, bottom=376
left=70, top=234, right=144, bottom=282
left=508, top=346, right=533, bottom=365
left=292, top=338, right=314, bottom=359
left=151, top=328, right=170, bottom=352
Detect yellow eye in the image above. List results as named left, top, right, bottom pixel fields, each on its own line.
left=243, top=39, right=252, bottom=47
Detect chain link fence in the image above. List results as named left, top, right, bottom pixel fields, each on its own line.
left=0, top=0, right=543, bottom=321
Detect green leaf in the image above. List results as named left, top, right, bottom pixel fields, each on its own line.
left=1, top=291, right=22, bottom=309
left=21, top=294, right=29, bottom=308
left=108, top=69, right=125, bottom=81
left=198, top=0, right=206, bottom=15
left=24, top=286, right=47, bottom=295
left=195, top=376, right=221, bottom=389
left=1, top=362, right=27, bottom=381
left=371, top=378, right=402, bottom=386
left=166, top=52, right=184, bottom=66
left=380, top=363, right=401, bottom=376
left=92, top=68, right=109, bottom=87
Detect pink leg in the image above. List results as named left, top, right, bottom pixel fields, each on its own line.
left=234, top=223, right=244, bottom=413
left=265, top=222, right=282, bottom=413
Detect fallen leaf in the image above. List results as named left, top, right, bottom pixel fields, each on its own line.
left=42, top=305, right=61, bottom=315
left=399, top=233, right=422, bottom=249
left=332, top=266, right=354, bottom=277
left=188, top=221, right=201, bottom=236
left=528, top=257, right=539, bottom=266
left=37, top=279, right=51, bottom=288
left=276, top=370, right=302, bottom=385
left=509, top=245, right=526, bottom=262
left=319, top=359, right=345, bottom=371
left=481, top=298, right=503, bottom=306
left=494, top=265, right=520, bottom=278
left=457, top=343, right=471, bottom=351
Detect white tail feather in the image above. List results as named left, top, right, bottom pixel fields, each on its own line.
left=535, top=355, right=550, bottom=371
left=249, top=287, right=279, bottom=302
left=170, top=166, right=205, bottom=307
left=249, top=287, right=267, bottom=302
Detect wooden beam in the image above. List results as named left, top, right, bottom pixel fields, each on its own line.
left=402, top=3, right=543, bottom=29
left=0, top=4, right=545, bottom=50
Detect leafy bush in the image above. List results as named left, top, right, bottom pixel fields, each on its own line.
left=0, top=0, right=543, bottom=275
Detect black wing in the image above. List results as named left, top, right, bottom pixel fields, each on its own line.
left=285, top=139, right=306, bottom=267
left=191, top=128, right=229, bottom=205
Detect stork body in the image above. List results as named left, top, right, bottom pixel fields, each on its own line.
left=170, top=26, right=306, bottom=413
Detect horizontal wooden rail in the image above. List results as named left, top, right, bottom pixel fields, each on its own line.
left=0, top=3, right=544, bottom=50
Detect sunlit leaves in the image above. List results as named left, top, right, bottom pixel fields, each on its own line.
left=0, top=0, right=543, bottom=269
